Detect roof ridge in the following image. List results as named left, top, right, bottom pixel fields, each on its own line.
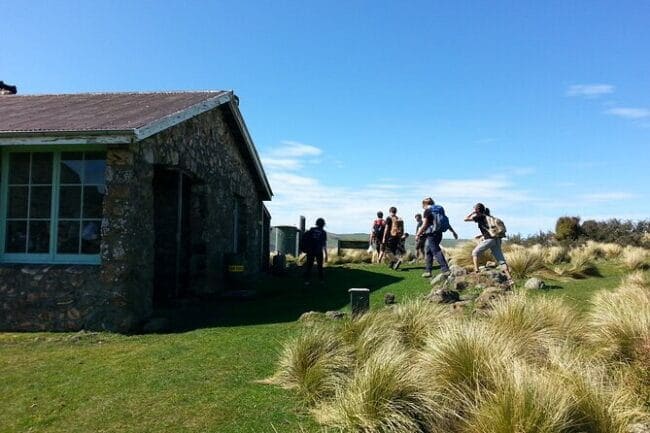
left=7, top=90, right=231, bottom=97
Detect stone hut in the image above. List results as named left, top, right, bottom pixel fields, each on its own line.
left=0, top=91, right=273, bottom=331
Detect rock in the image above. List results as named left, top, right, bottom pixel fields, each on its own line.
left=485, top=261, right=497, bottom=268
left=475, top=287, right=507, bottom=309
left=298, top=311, right=325, bottom=322
left=425, top=289, right=460, bottom=304
left=449, top=265, right=467, bottom=277
left=449, top=279, right=469, bottom=292
left=430, top=273, right=449, bottom=287
left=142, top=317, right=170, bottom=333
left=524, top=277, right=545, bottom=290
left=325, top=310, right=346, bottom=320
left=451, top=300, right=471, bottom=315
left=384, top=293, right=396, bottom=305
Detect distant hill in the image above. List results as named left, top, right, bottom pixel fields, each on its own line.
left=327, top=232, right=464, bottom=249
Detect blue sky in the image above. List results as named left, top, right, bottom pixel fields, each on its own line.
left=2, top=0, right=649, bottom=236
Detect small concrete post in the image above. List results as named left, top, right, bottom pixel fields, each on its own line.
left=349, top=288, right=370, bottom=316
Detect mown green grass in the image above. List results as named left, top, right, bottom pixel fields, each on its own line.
left=0, top=261, right=630, bottom=432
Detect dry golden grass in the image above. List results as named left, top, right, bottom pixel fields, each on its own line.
left=620, top=246, right=650, bottom=270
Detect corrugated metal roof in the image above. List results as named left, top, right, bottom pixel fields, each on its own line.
left=0, top=91, right=230, bottom=134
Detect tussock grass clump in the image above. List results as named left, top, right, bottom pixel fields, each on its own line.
left=621, top=270, right=650, bottom=290
left=387, top=299, right=455, bottom=350
left=418, top=321, right=516, bottom=399
left=587, top=283, right=650, bottom=362
left=506, top=246, right=547, bottom=279
left=544, top=245, right=568, bottom=265
left=600, top=242, right=624, bottom=259
left=620, top=246, right=650, bottom=270
left=561, top=366, right=646, bottom=433
left=264, top=325, right=353, bottom=404
left=485, top=293, right=583, bottom=359
left=555, top=246, right=600, bottom=278
left=447, top=241, right=494, bottom=270
left=314, top=343, right=440, bottom=433
left=461, top=364, right=571, bottom=433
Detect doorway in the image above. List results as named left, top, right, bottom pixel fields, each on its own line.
left=153, top=166, right=192, bottom=306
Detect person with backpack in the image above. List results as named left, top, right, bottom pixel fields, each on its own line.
left=416, top=197, right=457, bottom=278
left=369, top=211, right=386, bottom=263
left=302, top=217, right=328, bottom=284
left=464, top=203, right=513, bottom=283
left=382, top=206, right=405, bottom=270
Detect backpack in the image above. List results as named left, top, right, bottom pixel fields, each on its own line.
left=300, top=227, right=324, bottom=253
left=372, top=219, right=385, bottom=238
left=389, top=216, right=404, bottom=237
left=426, top=205, right=450, bottom=234
left=485, top=214, right=507, bottom=238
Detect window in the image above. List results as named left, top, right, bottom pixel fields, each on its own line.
left=0, top=148, right=106, bottom=264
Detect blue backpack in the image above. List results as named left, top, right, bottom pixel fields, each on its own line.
left=428, top=205, right=450, bottom=233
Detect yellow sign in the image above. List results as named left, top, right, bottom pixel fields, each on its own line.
left=228, top=265, right=245, bottom=272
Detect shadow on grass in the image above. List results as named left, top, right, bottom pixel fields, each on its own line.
left=155, top=265, right=402, bottom=332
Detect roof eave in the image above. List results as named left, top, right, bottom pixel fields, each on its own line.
left=0, top=130, right=135, bottom=145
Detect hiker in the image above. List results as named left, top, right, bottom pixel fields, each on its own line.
left=302, top=218, right=328, bottom=284
left=464, top=203, right=513, bottom=282
left=416, top=197, right=456, bottom=278
left=414, top=213, right=425, bottom=261
left=369, top=211, right=386, bottom=263
left=382, top=206, right=405, bottom=269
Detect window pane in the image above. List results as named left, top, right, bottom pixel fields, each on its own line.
left=31, top=153, right=53, bottom=184
left=60, top=152, right=83, bottom=184
left=83, top=185, right=104, bottom=218
left=7, top=186, right=28, bottom=218
left=81, top=220, right=101, bottom=254
left=5, top=221, right=27, bottom=253
left=84, top=152, right=106, bottom=185
left=28, top=221, right=50, bottom=253
left=59, top=186, right=81, bottom=218
left=57, top=221, right=80, bottom=253
left=8, top=153, right=30, bottom=184
left=30, top=186, right=52, bottom=218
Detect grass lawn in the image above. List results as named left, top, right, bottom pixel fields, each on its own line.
left=0, top=261, right=631, bottom=433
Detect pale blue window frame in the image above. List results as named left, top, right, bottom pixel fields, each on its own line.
left=0, top=145, right=107, bottom=265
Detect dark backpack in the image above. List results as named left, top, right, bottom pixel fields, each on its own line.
left=300, top=228, right=324, bottom=254
left=372, top=219, right=385, bottom=238
left=427, top=205, right=450, bottom=234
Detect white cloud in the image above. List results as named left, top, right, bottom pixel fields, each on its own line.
left=260, top=158, right=303, bottom=170
left=580, top=192, right=637, bottom=202
left=271, top=140, right=323, bottom=157
left=605, top=107, right=650, bottom=119
left=566, top=84, right=615, bottom=98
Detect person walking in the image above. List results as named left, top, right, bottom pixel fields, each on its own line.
left=463, top=203, right=513, bottom=283
left=369, top=211, right=386, bottom=263
left=416, top=197, right=454, bottom=278
left=382, top=206, right=405, bottom=269
left=302, top=218, right=328, bottom=284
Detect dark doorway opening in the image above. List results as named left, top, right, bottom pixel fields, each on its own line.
left=153, top=166, right=193, bottom=306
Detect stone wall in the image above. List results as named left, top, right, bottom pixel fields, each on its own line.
left=0, top=104, right=268, bottom=332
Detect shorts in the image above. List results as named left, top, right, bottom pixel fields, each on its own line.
left=472, top=237, right=506, bottom=264
left=415, top=236, right=425, bottom=250
left=373, top=239, right=385, bottom=251
left=386, top=237, right=401, bottom=255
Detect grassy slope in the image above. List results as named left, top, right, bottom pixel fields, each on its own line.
left=0, top=261, right=629, bottom=433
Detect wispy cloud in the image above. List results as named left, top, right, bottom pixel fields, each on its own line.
left=580, top=192, right=637, bottom=202
left=605, top=107, right=650, bottom=119
left=270, top=140, right=323, bottom=157
left=566, top=84, right=615, bottom=98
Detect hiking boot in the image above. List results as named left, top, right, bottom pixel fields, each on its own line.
left=393, top=258, right=402, bottom=270
left=421, top=271, right=432, bottom=278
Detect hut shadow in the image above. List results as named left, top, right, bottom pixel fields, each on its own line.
left=155, top=266, right=402, bottom=332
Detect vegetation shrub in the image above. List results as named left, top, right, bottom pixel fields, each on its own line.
left=587, top=282, right=650, bottom=362
left=313, top=343, right=440, bottom=433
left=505, top=245, right=547, bottom=279
left=555, top=216, right=582, bottom=242
left=264, top=325, right=353, bottom=404
left=620, top=246, right=650, bottom=270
